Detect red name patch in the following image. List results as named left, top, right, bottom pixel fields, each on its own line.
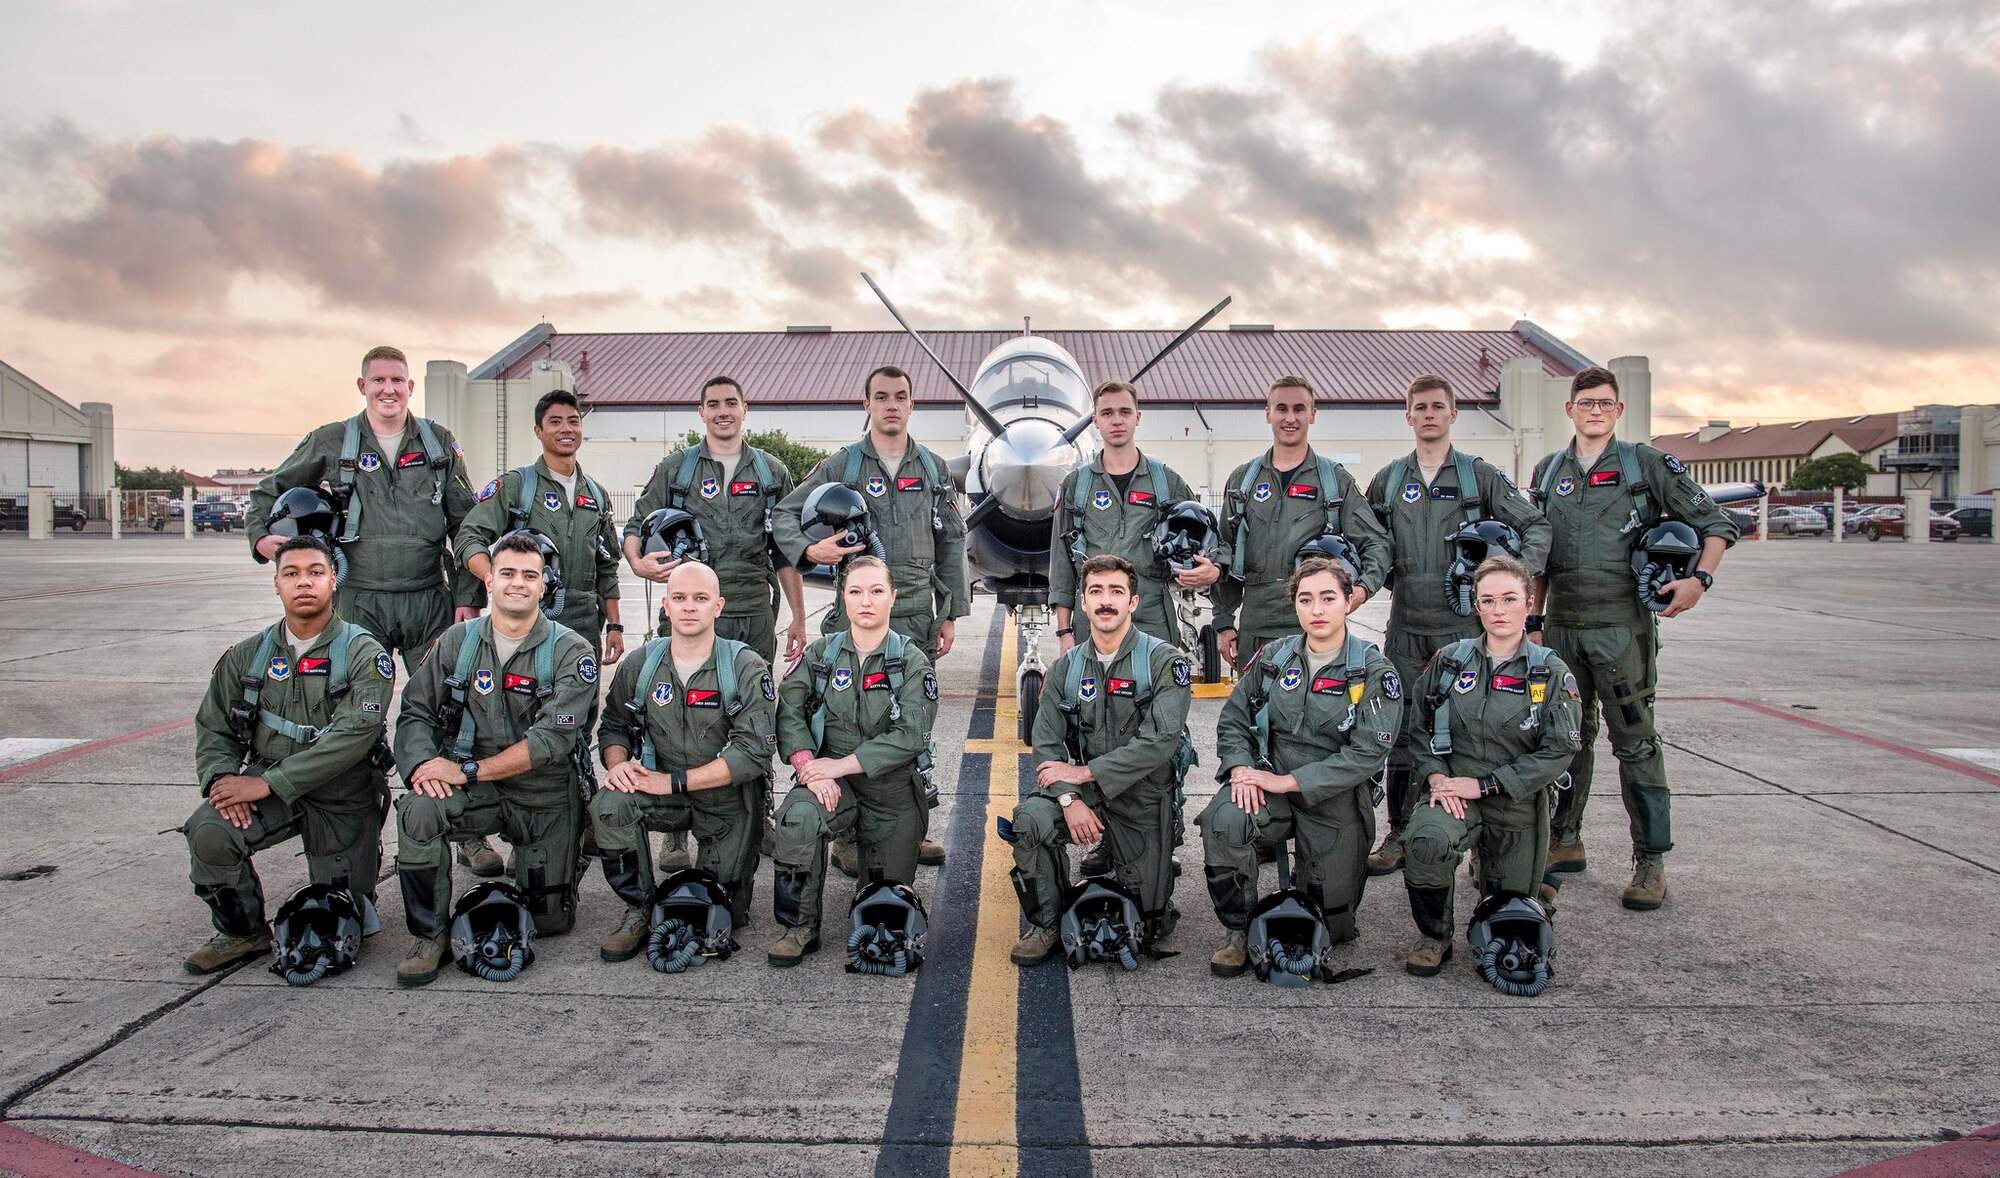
left=684, top=688, right=720, bottom=708
left=1107, top=677, right=1136, bottom=697
left=1491, top=674, right=1527, bottom=693
left=1286, top=484, right=1317, bottom=499
left=298, top=657, right=331, bottom=676
left=896, top=477, right=924, bottom=492
left=575, top=494, right=600, bottom=511
left=1127, top=490, right=1156, bottom=506
left=1310, top=676, right=1345, bottom=695
left=730, top=481, right=760, bottom=496
left=1589, top=471, right=1620, bottom=487
left=862, top=671, right=890, bottom=691
left=503, top=673, right=536, bottom=695
left=396, top=451, right=426, bottom=469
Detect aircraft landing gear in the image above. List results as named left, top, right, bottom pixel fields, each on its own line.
left=1013, top=603, right=1050, bottom=744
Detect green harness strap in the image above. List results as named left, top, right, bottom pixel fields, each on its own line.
left=1428, top=639, right=1554, bottom=757
left=1535, top=440, right=1652, bottom=528
left=1248, top=632, right=1373, bottom=764
left=510, top=464, right=609, bottom=530
left=1380, top=452, right=1484, bottom=529
left=1229, top=452, right=1342, bottom=578
left=445, top=618, right=561, bottom=761
left=804, top=630, right=932, bottom=786
left=841, top=441, right=956, bottom=616
left=233, top=621, right=362, bottom=765
left=337, top=414, right=450, bottom=542
left=628, top=636, right=744, bottom=770
left=1062, top=458, right=1171, bottom=564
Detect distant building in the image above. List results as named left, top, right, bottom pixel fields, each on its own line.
left=1653, top=405, right=2000, bottom=499
left=210, top=468, right=270, bottom=497
left=1651, top=414, right=1900, bottom=496
left=0, top=358, right=114, bottom=496
left=427, top=320, right=1644, bottom=501
left=184, top=473, right=229, bottom=499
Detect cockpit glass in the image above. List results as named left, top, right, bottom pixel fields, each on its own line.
left=970, top=355, right=1089, bottom=413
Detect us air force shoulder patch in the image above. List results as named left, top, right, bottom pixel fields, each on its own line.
left=478, top=479, right=498, bottom=502
left=1381, top=669, right=1402, bottom=700
left=577, top=655, right=598, bottom=684
left=761, top=673, right=776, bottom=702
left=1171, top=657, right=1192, bottom=688
left=923, top=670, right=939, bottom=701
left=1663, top=453, right=1688, bottom=474
left=375, top=651, right=396, bottom=681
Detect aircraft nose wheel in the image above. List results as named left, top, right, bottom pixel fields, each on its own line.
left=1018, top=670, right=1043, bottom=744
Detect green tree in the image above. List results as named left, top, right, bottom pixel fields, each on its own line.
left=115, top=464, right=190, bottom=491
left=680, top=429, right=828, bottom=482
left=1788, top=452, right=1872, bottom=491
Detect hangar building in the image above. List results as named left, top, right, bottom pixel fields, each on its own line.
left=426, top=321, right=1644, bottom=502
left=0, top=358, right=114, bottom=497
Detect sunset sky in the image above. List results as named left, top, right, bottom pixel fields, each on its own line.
left=4, top=0, right=1993, bottom=472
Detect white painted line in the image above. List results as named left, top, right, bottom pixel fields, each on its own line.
left=1932, top=748, right=2000, bottom=771
left=0, top=737, right=88, bottom=769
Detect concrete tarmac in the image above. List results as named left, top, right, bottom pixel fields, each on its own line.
left=0, top=537, right=1994, bottom=1177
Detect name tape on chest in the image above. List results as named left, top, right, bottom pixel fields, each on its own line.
left=1286, top=483, right=1317, bottom=500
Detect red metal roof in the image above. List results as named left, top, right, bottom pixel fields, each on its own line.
left=1649, top=415, right=1902, bottom=462
left=493, top=327, right=1576, bottom=407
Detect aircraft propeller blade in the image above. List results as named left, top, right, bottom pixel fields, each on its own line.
left=962, top=494, right=1004, bottom=532
left=1058, top=293, right=1233, bottom=445
left=861, top=272, right=1011, bottom=440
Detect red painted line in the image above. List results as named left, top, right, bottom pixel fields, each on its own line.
left=0, top=1124, right=166, bottom=1177
left=1830, top=1122, right=2000, bottom=1177
left=0, top=719, right=194, bottom=785
left=1670, top=697, right=2000, bottom=788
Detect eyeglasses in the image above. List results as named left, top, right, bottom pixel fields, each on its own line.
left=1476, top=592, right=1525, bottom=611
left=1572, top=398, right=1619, bottom=413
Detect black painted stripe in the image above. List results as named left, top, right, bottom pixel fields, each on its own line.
left=1015, top=753, right=1090, bottom=1177
left=874, top=608, right=1005, bottom=1177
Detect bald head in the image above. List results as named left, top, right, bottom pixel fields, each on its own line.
left=663, top=560, right=724, bottom=639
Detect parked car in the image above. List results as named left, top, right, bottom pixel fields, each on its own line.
left=1766, top=506, right=1828, bottom=535
left=192, top=500, right=243, bottom=532
left=1945, top=506, right=1992, bottom=539
left=1724, top=506, right=1759, bottom=533
left=1844, top=504, right=1892, bottom=535
left=0, top=496, right=87, bottom=531
left=1861, top=506, right=1960, bottom=541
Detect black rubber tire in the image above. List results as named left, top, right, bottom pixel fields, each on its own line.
left=1199, top=624, right=1223, bottom=684
left=1018, top=670, right=1043, bottom=744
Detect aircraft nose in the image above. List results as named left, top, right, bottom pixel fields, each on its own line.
left=982, top=419, right=1072, bottom=517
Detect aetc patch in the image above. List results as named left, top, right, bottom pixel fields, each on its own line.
left=473, top=669, right=495, bottom=695
left=1253, top=481, right=1273, bottom=503
left=1171, top=657, right=1192, bottom=688
left=1092, top=489, right=1114, bottom=510
left=1555, top=475, right=1576, bottom=497
left=542, top=491, right=563, bottom=512
left=1078, top=676, right=1099, bottom=702
left=701, top=477, right=721, bottom=499
left=375, top=651, right=396, bottom=681
left=1401, top=482, right=1423, bottom=504
left=761, top=673, right=776, bottom=702
left=866, top=476, right=887, bottom=497
left=653, top=682, right=674, bottom=706
left=577, top=655, right=598, bottom=685
left=358, top=452, right=382, bottom=473
left=923, top=670, right=939, bottom=701
left=1279, top=667, right=1303, bottom=692
left=831, top=668, right=852, bottom=691
left=1381, top=669, right=1402, bottom=700
left=267, top=656, right=291, bottom=681
left=1453, top=669, right=1479, bottom=694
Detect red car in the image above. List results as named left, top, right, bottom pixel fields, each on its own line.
left=1861, top=506, right=1960, bottom=541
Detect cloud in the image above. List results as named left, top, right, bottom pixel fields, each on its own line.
left=139, top=339, right=261, bottom=380
left=6, top=134, right=531, bottom=326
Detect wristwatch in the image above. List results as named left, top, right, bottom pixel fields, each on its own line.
left=1058, top=792, right=1077, bottom=809
left=1692, top=570, right=1714, bottom=590
left=459, top=759, right=480, bottom=784
left=604, top=623, right=625, bottom=633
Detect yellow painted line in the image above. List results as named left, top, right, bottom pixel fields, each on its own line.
left=950, top=618, right=1023, bottom=1177
left=1190, top=680, right=1235, bottom=699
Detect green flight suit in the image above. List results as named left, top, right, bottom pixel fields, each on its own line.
left=1402, top=640, right=1583, bottom=936
left=1048, top=454, right=1205, bottom=645
left=1216, top=447, right=1392, bottom=670
left=1203, top=633, right=1401, bottom=942
left=456, top=459, right=622, bottom=657
left=1010, top=630, right=1193, bottom=935
left=1529, top=441, right=1737, bottom=855
left=247, top=415, right=477, bottom=671
left=772, top=632, right=939, bottom=931
left=592, top=638, right=777, bottom=923
left=187, top=617, right=394, bottom=936
left=772, top=437, right=969, bottom=660
left=392, top=615, right=599, bottom=937
left=1366, top=449, right=1551, bottom=829
left=626, top=444, right=797, bottom=662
